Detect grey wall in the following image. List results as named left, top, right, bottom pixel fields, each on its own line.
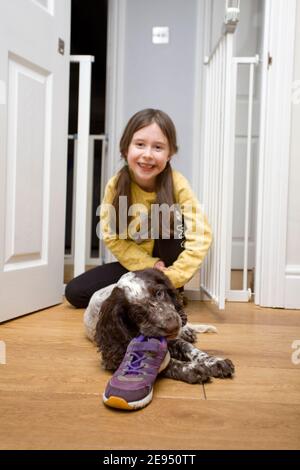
left=210, top=0, right=263, bottom=55
left=121, top=0, right=200, bottom=182
left=210, top=0, right=226, bottom=51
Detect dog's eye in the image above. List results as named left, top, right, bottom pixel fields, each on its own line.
left=156, top=289, right=164, bottom=300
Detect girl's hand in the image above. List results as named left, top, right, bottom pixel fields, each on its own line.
left=154, top=260, right=166, bottom=271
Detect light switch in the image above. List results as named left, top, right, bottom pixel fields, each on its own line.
left=152, top=27, right=169, bottom=44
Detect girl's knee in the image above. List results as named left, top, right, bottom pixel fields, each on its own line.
left=65, top=279, right=88, bottom=308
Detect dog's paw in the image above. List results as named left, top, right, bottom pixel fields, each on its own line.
left=184, top=363, right=211, bottom=384
left=180, top=325, right=197, bottom=343
left=206, top=358, right=235, bottom=379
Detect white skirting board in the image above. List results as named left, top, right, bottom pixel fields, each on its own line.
left=284, top=266, right=300, bottom=310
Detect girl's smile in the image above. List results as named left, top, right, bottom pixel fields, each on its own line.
left=125, top=122, right=170, bottom=191
left=137, top=162, right=155, bottom=171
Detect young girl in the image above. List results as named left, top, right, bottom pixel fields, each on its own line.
left=65, top=108, right=212, bottom=308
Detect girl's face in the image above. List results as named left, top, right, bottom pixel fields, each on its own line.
left=125, top=122, right=171, bottom=191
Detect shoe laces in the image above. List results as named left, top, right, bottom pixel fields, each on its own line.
left=123, top=351, right=150, bottom=375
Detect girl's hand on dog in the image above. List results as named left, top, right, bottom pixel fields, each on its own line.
left=154, top=260, right=166, bottom=272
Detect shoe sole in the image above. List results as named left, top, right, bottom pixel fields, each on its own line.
left=103, top=350, right=171, bottom=411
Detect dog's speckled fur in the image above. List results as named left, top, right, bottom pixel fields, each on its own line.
left=84, top=268, right=234, bottom=383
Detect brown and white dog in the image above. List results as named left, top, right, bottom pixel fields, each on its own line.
left=84, top=268, right=234, bottom=383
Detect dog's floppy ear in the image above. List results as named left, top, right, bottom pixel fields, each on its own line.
left=168, top=288, right=187, bottom=327
left=95, top=287, right=131, bottom=345
left=151, top=268, right=188, bottom=327
left=94, top=286, right=136, bottom=370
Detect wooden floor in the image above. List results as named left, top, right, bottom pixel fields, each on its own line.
left=0, top=299, right=300, bottom=450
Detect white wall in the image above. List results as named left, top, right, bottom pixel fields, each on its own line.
left=120, top=0, right=201, bottom=183
left=285, top=0, right=300, bottom=307
left=287, top=1, right=300, bottom=267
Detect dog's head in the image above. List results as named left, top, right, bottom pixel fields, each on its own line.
left=114, top=268, right=186, bottom=338
left=97, top=268, right=187, bottom=342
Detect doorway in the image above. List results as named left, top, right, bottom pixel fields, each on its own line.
left=64, top=0, right=108, bottom=283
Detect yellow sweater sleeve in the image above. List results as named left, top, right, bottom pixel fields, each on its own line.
left=100, top=175, right=160, bottom=270
left=163, top=171, right=212, bottom=288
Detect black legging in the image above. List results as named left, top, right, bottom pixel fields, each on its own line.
left=65, top=238, right=184, bottom=308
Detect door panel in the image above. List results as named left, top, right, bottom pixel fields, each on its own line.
left=0, top=0, right=71, bottom=321
left=5, top=54, right=51, bottom=270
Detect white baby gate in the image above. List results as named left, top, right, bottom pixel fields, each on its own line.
left=65, top=56, right=107, bottom=278
left=200, top=2, right=259, bottom=309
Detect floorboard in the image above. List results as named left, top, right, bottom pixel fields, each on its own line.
left=0, top=299, right=299, bottom=450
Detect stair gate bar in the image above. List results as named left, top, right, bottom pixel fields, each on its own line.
left=243, top=62, right=255, bottom=292
left=70, top=55, right=94, bottom=277
left=201, top=32, right=236, bottom=309
left=66, top=134, right=107, bottom=268
left=227, top=55, right=260, bottom=302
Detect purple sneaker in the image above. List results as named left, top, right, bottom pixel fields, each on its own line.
left=103, top=335, right=170, bottom=410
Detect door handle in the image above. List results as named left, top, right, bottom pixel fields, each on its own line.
left=58, top=38, right=65, bottom=55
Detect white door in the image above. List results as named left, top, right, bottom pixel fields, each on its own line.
left=0, top=0, right=71, bottom=322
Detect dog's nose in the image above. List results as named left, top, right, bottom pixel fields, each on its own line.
left=164, top=318, right=180, bottom=335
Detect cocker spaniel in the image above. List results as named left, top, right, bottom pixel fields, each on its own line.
left=84, top=268, right=234, bottom=383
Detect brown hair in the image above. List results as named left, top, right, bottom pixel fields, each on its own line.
left=119, top=108, right=178, bottom=158
left=112, top=109, right=178, bottom=236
